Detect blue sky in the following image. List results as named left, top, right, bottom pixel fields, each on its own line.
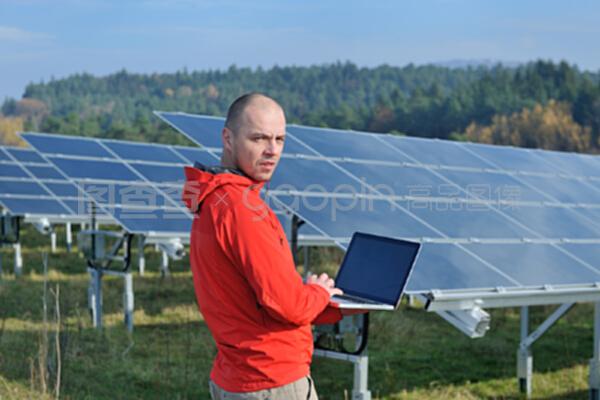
left=1, top=0, right=599, bottom=100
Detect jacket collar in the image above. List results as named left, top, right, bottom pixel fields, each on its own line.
left=183, top=163, right=265, bottom=213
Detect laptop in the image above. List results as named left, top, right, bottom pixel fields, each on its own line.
left=329, top=232, right=421, bottom=311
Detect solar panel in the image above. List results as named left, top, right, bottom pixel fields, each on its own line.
left=0, top=164, right=29, bottom=178
left=271, top=158, right=367, bottom=194
left=172, top=146, right=220, bottom=166
left=517, top=174, right=600, bottom=204
left=25, top=165, right=67, bottom=180
left=23, top=134, right=114, bottom=158
left=271, top=194, right=441, bottom=240
left=157, top=112, right=224, bottom=149
left=20, top=133, right=202, bottom=236
left=0, top=146, right=110, bottom=221
left=0, top=198, right=71, bottom=215
left=0, top=180, right=48, bottom=196
left=435, top=169, right=550, bottom=203
left=380, top=135, right=487, bottom=169
left=129, top=163, right=185, bottom=184
left=409, top=202, right=533, bottom=239
left=104, top=141, right=188, bottom=164
left=5, top=147, right=46, bottom=163
left=105, top=206, right=191, bottom=234
left=406, top=243, right=517, bottom=291
left=560, top=243, right=600, bottom=269
left=466, top=243, right=600, bottom=285
left=532, top=148, right=600, bottom=178
left=338, top=162, right=466, bottom=199
left=287, top=125, right=410, bottom=161
left=47, top=157, right=144, bottom=182
left=500, top=205, right=600, bottom=239
left=459, top=141, right=556, bottom=174
left=156, top=112, right=600, bottom=295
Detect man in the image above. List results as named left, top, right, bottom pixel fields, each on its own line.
left=183, top=93, right=349, bottom=399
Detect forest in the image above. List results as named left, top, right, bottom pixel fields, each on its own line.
left=1, top=60, right=600, bottom=152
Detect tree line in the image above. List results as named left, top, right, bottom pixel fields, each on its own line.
left=1, top=60, right=600, bottom=152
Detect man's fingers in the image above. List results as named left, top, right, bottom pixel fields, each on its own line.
left=327, top=278, right=335, bottom=288
left=330, top=288, right=343, bottom=297
left=319, top=273, right=329, bottom=281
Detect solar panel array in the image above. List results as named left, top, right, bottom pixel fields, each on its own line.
left=19, top=133, right=322, bottom=241
left=19, top=133, right=217, bottom=236
left=0, top=145, right=110, bottom=222
left=156, top=111, right=600, bottom=294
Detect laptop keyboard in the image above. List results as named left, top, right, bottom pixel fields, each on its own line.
left=333, top=293, right=381, bottom=305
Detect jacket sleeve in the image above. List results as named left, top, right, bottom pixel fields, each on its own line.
left=313, top=306, right=343, bottom=325
left=216, top=203, right=331, bottom=327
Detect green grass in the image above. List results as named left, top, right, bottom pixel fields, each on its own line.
left=0, top=225, right=595, bottom=399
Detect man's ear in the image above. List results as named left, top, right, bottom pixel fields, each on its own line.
left=222, top=127, right=233, bottom=152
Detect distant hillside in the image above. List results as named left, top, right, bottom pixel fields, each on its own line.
left=1, top=60, right=599, bottom=151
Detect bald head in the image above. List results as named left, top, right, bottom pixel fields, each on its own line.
left=220, top=92, right=286, bottom=181
left=225, top=93, right=285, bottom=134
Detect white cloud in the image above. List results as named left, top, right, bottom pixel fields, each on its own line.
left=0, top=26, right=53, bottom=43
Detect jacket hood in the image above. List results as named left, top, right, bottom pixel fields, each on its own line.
left=183, top=163, right=264, bottom=213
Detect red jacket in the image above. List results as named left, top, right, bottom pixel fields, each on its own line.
left=183, top=166, right=342, bottom=392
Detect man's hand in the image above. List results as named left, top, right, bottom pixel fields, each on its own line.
left=307, top=273, right=343, bottom=298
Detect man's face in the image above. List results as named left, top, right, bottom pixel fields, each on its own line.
left=224, top=104, right=286, bottom=182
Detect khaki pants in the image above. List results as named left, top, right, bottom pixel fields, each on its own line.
left=209, top=376, right=318, bottom=400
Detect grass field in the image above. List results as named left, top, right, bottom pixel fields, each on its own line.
left=0, top=225, right=596, bottom=399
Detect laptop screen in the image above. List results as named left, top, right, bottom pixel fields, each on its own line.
left=335, top=232, right=421, bottom=305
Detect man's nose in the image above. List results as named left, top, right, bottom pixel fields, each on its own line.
left=265, top=139, right=278, bottom=155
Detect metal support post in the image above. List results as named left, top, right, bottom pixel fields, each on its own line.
left=66, top=222, right=72, bottom=253
left=590, top=302, right=600, bottom=399
left=13, top=242, right=22, bottom=276
left=352, top=353, right=372, bottom=400
left=517, top=306, right=533, bottom=397
left=88, top=268, right=103, bottom=329
left=50, top=231, right=57, bottom=253
left=161, top=250, right=170, bottom=277
left=138, top=235, right=145, bottom=276
left=0, top=246, right=3, bottom=276
left=515, top=303, right=573, bottom=398
left=314, top=350, right=372, bottom=399
left=124, top=272, right=134, bottom=332
left=408, top=295, right=416, bottom=307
